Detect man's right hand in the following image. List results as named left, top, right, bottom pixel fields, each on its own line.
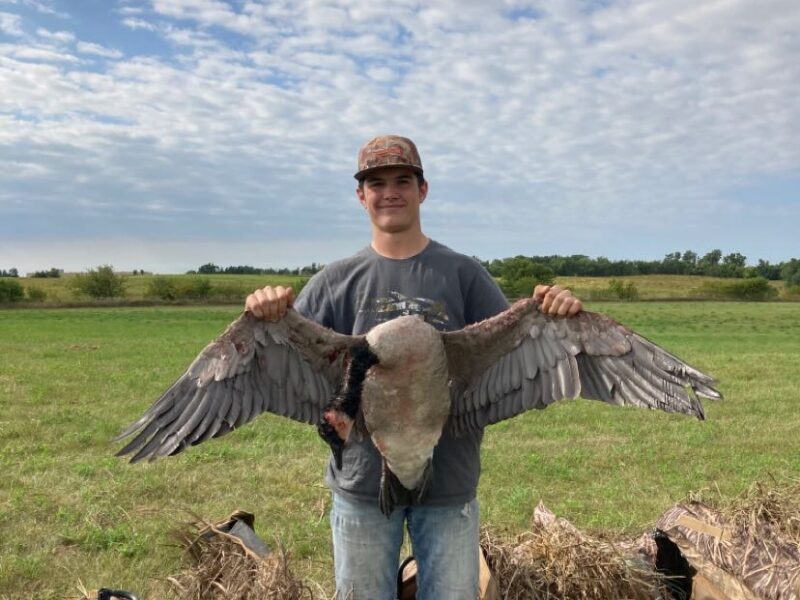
left=245, top=285, right=295, bottom=321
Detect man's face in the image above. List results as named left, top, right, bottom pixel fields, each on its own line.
left=356, top=167, right=428, bottom=234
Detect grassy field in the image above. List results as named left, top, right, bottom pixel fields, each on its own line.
left=1, top=302, right=799, bottom=599
left=13, top=273, right=306, bottom=305
left=9, top=272, right=792, bottom=305
left=556, top=274, right=788, bottom=300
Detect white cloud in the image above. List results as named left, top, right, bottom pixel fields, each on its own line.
left=122, top=17, right=158, bottom=31
left=76, top=41, right=123, bottom=59
left=36, top=27, right=74, bottom=43
left=118, top=4, right=144, bottom=16
left=1, top=0, right=66, bottom=17
left=162, top=25, right=224, bottom=49
left=1, top=158, right=49, bottom=177
left=0, top=10, right=23, bottom=35
left=0, top=0, right=798, bottom=272
left=0, top=43, right=79, bottom=62
left=365, top=66, right=397, bottom=83
left=152, top=0, right=277, bottom=36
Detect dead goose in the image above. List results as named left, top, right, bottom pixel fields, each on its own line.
left=114, top=297, right=722, bottom=515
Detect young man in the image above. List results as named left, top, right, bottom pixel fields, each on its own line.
left=246, top=135, right=582, bottom=599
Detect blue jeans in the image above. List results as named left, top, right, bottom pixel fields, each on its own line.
left=330, top=493, right=480, bottom=600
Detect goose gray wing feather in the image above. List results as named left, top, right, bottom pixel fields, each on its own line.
left=114, top=309, right=359, bottom=462
left=442, top=298, right=722, bottom=435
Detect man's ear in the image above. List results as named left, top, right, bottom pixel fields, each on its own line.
left=419, top=180, right=428, bottom=204
left=356, top=185, right=366, bottom=208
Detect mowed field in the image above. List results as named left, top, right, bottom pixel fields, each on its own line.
left=1, top=301, right=799, bottom=598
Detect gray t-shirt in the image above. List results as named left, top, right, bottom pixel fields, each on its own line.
left=293, top=240, right=509, bottom=505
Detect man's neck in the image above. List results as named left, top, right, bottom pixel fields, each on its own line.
left=370, top=230, right=430, bottom=259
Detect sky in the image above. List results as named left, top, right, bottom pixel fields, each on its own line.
left=0, top=0, right=798, bottom=275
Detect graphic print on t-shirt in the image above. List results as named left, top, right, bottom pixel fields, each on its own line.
left=360, top=290, right=450, bottom=329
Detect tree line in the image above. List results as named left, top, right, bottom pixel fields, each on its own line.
left=1, top=251, right=795, bottom=282
left=479, top=250, right=792, bottom=280
left=478, top=252, right=799, bottom=301
left=188, top=262, right=324, bottom=277
left=2, top=258, right=800, bottom=304
left=190, top=251, right=793, bottom=281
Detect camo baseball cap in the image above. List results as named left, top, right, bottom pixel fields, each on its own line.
left=354, top=135, right=423, bottom=180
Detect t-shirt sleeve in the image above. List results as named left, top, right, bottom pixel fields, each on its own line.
left=463, top=261, right=509, bottom=324
left=292, top=270, right=334, bottom=327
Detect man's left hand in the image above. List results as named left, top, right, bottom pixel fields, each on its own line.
left=533, top=285, right=583, bottom=317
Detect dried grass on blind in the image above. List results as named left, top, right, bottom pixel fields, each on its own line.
left=481, top=501, right=664, bottom=600
left=690, top=477, right=800, bottom=547
left=167, top=517, right=319, bottom=600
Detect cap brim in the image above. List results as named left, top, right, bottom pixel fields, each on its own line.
left=354, top=164, right=424, bottom=181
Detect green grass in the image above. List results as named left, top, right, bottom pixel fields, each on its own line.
left=1, top=302, right=799, bottom=599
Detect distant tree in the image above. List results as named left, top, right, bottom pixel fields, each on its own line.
left=0, top=279, right=24, bottom=302
left=223, top=265, right=263, bottom=275
left=495, top=256, right=556, bottom=298
left=661, top=251, right=684, bottom=274
left=498, top=256, right=532, bottom=282
left=681, top=250, right=698, bottom=265
left=700, top=249, right=722, bottom=267
left=592, top=256, right=613, bottom=276
left=198, top=263, right=220, bottom=274
left=753, top=259, right=782, bottom=280
left=563, top=255, right=594, bottom=276
left=0, top=268, right=19, bottom=277
left=715, top=252, right=747, bottom=278
left=32, top=268, right=61, bottom=278
left=633, top=259, right=657, bottom=275
left=70, top=265, right=126, bottom=298
left=490, top=251, right=800, bottom=280
left=722, top=252, right=747, bottom=268
left=781, top=259, right=800, bottom=287
left=694, top=249, right=725, bottom=276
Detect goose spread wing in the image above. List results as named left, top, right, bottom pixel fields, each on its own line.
left=114, top=310, right=361, bottom=462
left=442, top=298, right=722, bottom=435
